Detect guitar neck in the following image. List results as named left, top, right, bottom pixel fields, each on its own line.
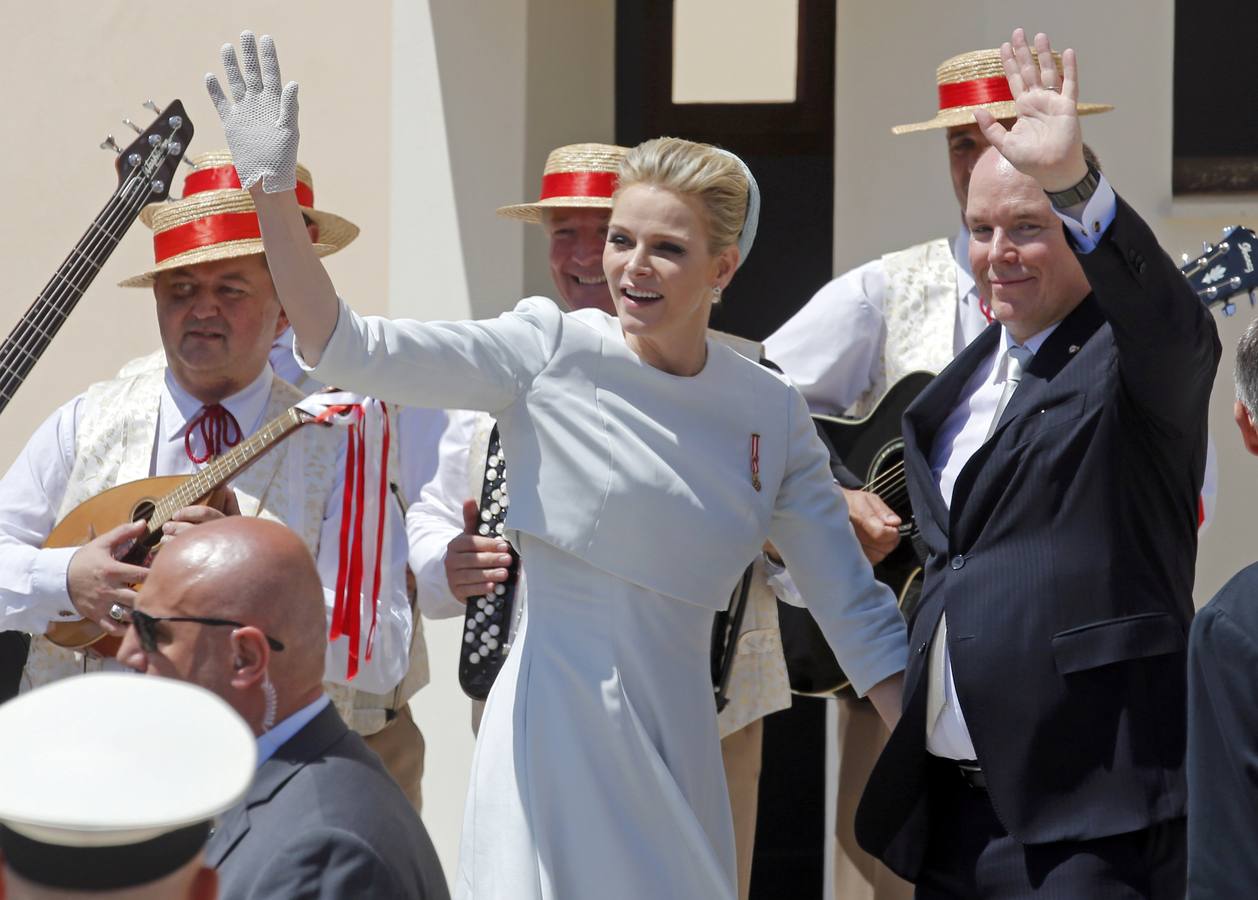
left=0, top=176, right=155, bottom=414
left=146, top=407, right=310, bottom=533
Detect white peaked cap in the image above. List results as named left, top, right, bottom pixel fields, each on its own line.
left=0, top=673, right=255, bottom=888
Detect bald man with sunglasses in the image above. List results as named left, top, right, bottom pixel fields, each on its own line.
left=116, top=516, right=448, bottom=900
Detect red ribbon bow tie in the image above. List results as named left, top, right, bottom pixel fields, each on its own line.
left=184, top=404, right=242, bottom=464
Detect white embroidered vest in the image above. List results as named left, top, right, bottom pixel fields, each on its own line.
left=19, top=368, right=397, bottom=730
left=848, top=237, right=958, bottom=418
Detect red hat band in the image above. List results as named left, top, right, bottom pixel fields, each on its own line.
left=539, top=170, right=618, bottom=202
left=937, top=76, right=1014, bottom=111
left=153, top=166, right=317, bottom=264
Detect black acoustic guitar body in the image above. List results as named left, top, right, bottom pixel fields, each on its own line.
left=777, top=371, right=933, bottom=696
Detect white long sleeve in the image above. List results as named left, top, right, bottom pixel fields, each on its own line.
left=0, top=396, right=84, bottom=633
left=407, top=408, right=479, bottom=619
left=763, top=261, right=887, bottom=415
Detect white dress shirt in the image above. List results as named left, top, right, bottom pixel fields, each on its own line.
left=925, top=176, right=1118, bottom=760
left=405, top=407, right=483, bottom=620
left=0, top=364, right=411, bottom=694
left=763, top=226, right=988, bottom=415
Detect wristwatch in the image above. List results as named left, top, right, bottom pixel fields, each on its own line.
left=1046, top=165, right=1100, bottom=209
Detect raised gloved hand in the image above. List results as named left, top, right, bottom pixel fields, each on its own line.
left=205, top=30, right=299, bottom=193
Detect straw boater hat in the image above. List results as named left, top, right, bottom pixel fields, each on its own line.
left=892, top=47, right=1113, bottom=134
left=119, top=149, right=359, bottom=287
left=497, top=142, right=629, bottom=224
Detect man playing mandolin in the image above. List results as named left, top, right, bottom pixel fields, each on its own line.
left=0, top=151, right=415, bottom=785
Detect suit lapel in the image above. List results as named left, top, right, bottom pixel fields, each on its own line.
left=948, top=298, right=1104, bottom=539
left=205, top=704, right=351, bottom=870
left=985, top=296, right=1104, bottom=440
left=902, top=323, right=1002, bottom=548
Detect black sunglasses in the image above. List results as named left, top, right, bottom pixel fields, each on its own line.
left=124, top=608, right=285, bottom=653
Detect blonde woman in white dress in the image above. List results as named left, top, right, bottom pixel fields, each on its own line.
left=206, top=32, right=908, bottom=900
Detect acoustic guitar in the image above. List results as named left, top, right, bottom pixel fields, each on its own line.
left=43, top=403, right=322, bottom=654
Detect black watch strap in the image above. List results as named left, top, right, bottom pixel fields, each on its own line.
left=1046, top=165, right=1100, bottom=209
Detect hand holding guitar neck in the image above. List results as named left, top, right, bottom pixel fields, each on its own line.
left=160, top=488, right=241, bottom=540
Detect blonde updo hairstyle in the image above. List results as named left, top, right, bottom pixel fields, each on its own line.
left=615, top=137, right=750, bottom=258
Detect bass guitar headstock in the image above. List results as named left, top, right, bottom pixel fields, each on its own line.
left=1180, top=226, right=1258, bottom=317
left=100, top=99, right=195, bottom=204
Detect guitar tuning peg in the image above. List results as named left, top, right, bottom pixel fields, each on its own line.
left=122, top=118, right=143, bottom=135
left=181, top=157, right=195, bottom=169
left=1181, top=252, right=1190, bottom=265
left=1224, top=302, right=1237, bottom=317
left=1249, top=288, right=1257, bottom=306
left=1203, top=241, right=1212, bottom=253
left=99, top=134, right=122, bottom=154
left=1224, top=226, right=1235, bottom=237
left=142, top=100, right=161, bottom=114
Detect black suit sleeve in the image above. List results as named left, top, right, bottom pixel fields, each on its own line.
left=1074, top=196, right=1221, bottom=437
left=1188, top=597, right=1258, bottom=899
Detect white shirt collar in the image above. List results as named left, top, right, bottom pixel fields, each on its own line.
left=161, top=364, right=275, bottom=442
left=993, top=321, right=1060, bottom=384
left=953, top=225, right=976, bottom=300
left=255, top=694, right=331, bottom=768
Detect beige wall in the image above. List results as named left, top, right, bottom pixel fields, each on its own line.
left=832, top=0, right=1255, bottom=605
left=0, top=1, right=392, bottom=468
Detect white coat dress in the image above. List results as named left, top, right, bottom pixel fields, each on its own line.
left=304, top=297, right=908, bottom=900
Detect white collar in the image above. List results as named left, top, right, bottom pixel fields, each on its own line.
left=161, top=365, right=275, bottom=442
left=991, top=321, right=1061, bottom=385
left=952, top=225, right=976, bottom=300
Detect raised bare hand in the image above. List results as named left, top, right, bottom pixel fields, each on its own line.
left=972, top=29, right=1089, bottom=192
left=444, top=499, right=514, bottom=603
left=66, top=521, right=150, bottom=635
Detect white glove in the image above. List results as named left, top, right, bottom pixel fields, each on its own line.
left=205, top=31, right=299, bottom=194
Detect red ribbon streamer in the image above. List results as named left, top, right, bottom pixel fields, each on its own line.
left=365, top=406, right=391, bottom=662
left=540, top=170, right=617, bottom=201
left=183, top=404, right=242, bottom=464
left=331, top=417, right=357, bottom=644
left=183, top=164, right=316, bottom=207
left=937, top=76, right=1014, bottom=111
left=155, top=212, right=263, bottom=263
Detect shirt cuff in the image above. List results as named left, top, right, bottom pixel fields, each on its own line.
left=1053, top=174, right=1116, bottom=254
left=38, top=546, right=82, bottom=628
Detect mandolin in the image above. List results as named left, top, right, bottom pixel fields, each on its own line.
left=0, top=102, right=193, bottom=416
left=43, top=403, right=323, bottom=654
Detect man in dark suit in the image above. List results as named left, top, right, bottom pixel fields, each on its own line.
left=1188, top=317, right=1258, bottom=898
left=115, top=516, right=449, bottom=900
left=855, top=29, right=1219, bottom=898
